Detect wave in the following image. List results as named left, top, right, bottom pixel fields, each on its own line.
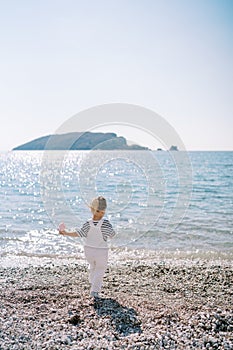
left=0, top=247, right=232, bottom=270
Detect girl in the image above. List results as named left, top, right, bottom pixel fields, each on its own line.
left=59, top=196, right=115, bottom=298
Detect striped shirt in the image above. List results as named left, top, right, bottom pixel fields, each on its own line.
left=76, top=218, right=116, bottom=242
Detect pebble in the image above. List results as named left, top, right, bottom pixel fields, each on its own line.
left=0, top=259, right=232, bottom=349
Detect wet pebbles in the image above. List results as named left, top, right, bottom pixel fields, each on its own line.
left=0, top=259, right=232, bottom=349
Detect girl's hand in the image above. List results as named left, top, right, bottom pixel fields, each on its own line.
left=58, top=223, right=66, bottom=235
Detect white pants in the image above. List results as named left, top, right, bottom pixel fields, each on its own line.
left=84, top=246, right=108, bottom=293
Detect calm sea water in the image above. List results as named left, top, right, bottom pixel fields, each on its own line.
left=0, top=151, right=232, bottom=262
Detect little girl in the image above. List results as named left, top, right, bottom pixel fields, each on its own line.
left=59, top=196, right=116, bottom=298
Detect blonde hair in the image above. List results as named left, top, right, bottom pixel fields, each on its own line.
left=90, top=196, right=107, bottom=211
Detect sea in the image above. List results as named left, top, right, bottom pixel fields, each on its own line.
left=0, top=150, right=232, bottom=266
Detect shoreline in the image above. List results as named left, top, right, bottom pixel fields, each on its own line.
left=0, top=247, right=232, bottom=269
left=0, top=256, right=232, bottom=349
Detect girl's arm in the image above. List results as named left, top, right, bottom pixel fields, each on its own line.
left=59, top=230, right=79, bottom=237
left=58, top=221, right=89, bottom=238
left=58, top=223, right=79, bottom=237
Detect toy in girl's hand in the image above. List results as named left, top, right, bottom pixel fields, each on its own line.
left=58, top=222, right=66, bottom=233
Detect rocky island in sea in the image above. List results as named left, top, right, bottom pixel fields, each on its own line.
left=13, top=132, right=149, bottom=151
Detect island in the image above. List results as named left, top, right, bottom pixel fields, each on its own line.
left=13, top=132, right=149, bottom=151
left=169, top=145, right=179, bottom=151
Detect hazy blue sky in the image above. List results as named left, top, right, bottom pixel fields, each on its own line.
left=0, top=0, right=232, bottom=151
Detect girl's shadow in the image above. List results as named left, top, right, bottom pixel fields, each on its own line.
left=93, top=297, right=142, bottom=336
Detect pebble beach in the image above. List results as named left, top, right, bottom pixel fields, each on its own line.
left=0, top=255, right=232, bottom=349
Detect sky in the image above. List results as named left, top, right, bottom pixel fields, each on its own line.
left=0, top=0, right=232, bottom=151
